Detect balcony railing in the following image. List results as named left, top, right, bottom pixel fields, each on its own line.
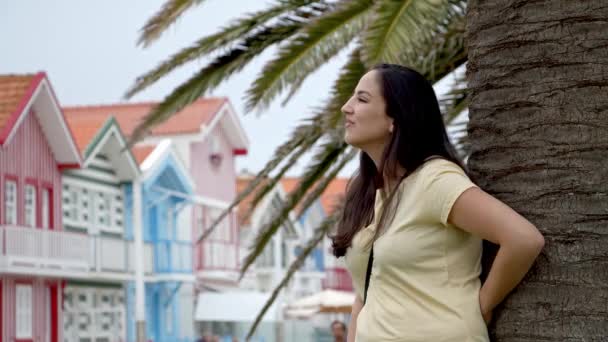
left=196, top=241, right=238, bottom=271
left=0, top=225, right=89, bottom=273
left=193, top=207, right=239, bottom=273
left=155, top=240, right=192, bottom=273
left=322, top=267, right=354, bottom=292
left=89, top=235, right=154, bottom=276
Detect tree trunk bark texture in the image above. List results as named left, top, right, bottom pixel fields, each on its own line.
left=466, top=0, right=608, bottom=341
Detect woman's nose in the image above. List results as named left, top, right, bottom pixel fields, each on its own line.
left=341, top=101, right=353, bottom=115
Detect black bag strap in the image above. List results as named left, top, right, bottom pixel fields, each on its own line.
left=363, top=246, right=374, bottom=304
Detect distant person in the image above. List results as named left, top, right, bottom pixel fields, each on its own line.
left=331, top=320, right=347, bottom=342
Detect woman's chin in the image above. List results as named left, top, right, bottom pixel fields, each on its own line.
left=344, top=135, right=361, bottom=149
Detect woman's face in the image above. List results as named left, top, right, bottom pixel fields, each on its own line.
left=342, top=70, right=393, bottom=151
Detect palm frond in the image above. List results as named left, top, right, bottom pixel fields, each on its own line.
left=440, top=75, right=468, bottom=124
left=237, top=130, right=321, bottom=225
left=240, top=138, right=347, bottom=277
left=198, top=50, right=364, bottom=242
left=296, top=147, right=356, bottom=220
left=361, top=0, right=465, bottom=66
left=407, top=7, right=467, bottom=82
left=127, top=22, right=303, bottom=146
left=245, top=0, right=374, bottom=111
left=196, top=118, right=322, bottom=243
left=127, top=0, right=330, bottom=99
left=245, top=205, right=342, bottom=341
left=138, top=0, right=206, bottom=47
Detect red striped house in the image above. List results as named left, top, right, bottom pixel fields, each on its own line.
left=0, top=73, right=82, bottom=342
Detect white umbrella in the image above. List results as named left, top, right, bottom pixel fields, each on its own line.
left=287, top=289, right=355, bottom=314
left=284, top=307, right=319, bottom=319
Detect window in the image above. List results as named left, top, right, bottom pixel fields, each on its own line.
left=16, top=284, right=33, bottom=339
left=165, top=303, right=173, bottom=334
left=95, top=192, right=110, bottom=227
left=5, top=180, right=17, bottom=224
left=80, top=188, right=89, bottom=224
left=70, top=189, right=79, bottom=222
left=112, top=194, right=124, bottom=228
left=24, top=184, right=36, bottom=227
left=63, top=181, right=124, bottom=234
left=41, top=188, right=51, bottom=229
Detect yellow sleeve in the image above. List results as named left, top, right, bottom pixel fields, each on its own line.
left=419, top=159, right=478, bottom=225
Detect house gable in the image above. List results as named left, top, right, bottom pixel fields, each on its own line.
left=0, top=73, right=81, bottom=167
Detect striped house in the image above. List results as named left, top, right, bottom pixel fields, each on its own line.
left=0, top=73, right=82, bottom=342
left=61, top=114, right=140, bottom=341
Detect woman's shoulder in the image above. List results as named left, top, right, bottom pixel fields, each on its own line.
left=416, top=157, right=467, bottom=178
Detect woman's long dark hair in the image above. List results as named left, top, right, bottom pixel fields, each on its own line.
left=331, top=64, right=466, bottom=258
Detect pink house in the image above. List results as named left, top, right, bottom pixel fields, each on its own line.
left=0, top=73, right=82, bottom=342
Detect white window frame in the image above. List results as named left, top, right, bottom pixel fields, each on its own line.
left=4, top=180, right=17, bottom=225
left=41, top=188, right=50, bottom=229
left=95, top=191, right=111, bottom=229
left=70, top=188, right=79, bottom=224
left=16, top=284, right=33, bottom=339
left=24, top=184, right=37, bottom=227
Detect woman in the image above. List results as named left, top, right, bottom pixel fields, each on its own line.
left=332, top=64, right=545, bottom=342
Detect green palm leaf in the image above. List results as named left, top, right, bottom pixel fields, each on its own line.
left=244, top=206, right=342, bottom=340
left=195, top=116, right=322, bottom=243
left=237, top=132, right=321, bottom=225
left=245, top=0, right=374, bottom=111
left=404, top=7, right=466, bottom=82
left=240, top=138, right=347, bottom=276
left=296, top=147, right=357, bottom=220
left=138, top=0, right=206, bottom=47
left=199, top=49, right=363, bottom=244
left=127, top=0, right=330, bottom=99
left=127, top=22, right=303, bottom=145
left=361, top=0, right=464, bottom=66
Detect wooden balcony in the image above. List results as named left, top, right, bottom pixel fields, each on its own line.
left=155, top=239, right=192, bottom=273
left=0, top=225, right=89, bottom=277
left=193, top=206, right=240, bottom=284
left=87, top=235, right=154, bottom=281
left=322, top=267, right=354, bottom=292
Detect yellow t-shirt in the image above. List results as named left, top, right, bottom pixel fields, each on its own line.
left=344, top=159, right=489, bottom=342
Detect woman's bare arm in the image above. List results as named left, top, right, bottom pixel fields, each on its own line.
left=347, top=295, right=363, bottom=342
left=448, top=187, right=545, bottom=322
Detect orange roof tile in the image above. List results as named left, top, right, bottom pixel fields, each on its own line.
left=279, top=177, right=349, bottom=214
left=131, top=145, right=156, bottom=165
left=279, top=177, right=300, bottom=194
left=0, top=74, right=38, bottom=136
left=319, top=178, right=349, bottom=214
left=236, top=176, right=350, bottom=227
left=236, top=175, right=269, bottom=227
left=62, top=98, right=227, bottom=138
left=64, top=112, right=109, bottom=154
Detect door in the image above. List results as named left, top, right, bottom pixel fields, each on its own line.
left=47, top=283, right=58, bottom=342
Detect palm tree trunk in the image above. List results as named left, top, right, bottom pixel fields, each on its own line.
left=466, top=0, right=608, bottom=340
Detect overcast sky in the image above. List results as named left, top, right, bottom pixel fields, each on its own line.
left=1, top=0, right=462, bottom=177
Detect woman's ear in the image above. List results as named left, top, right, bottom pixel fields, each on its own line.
left=389, top=123, right=394, bottom=134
